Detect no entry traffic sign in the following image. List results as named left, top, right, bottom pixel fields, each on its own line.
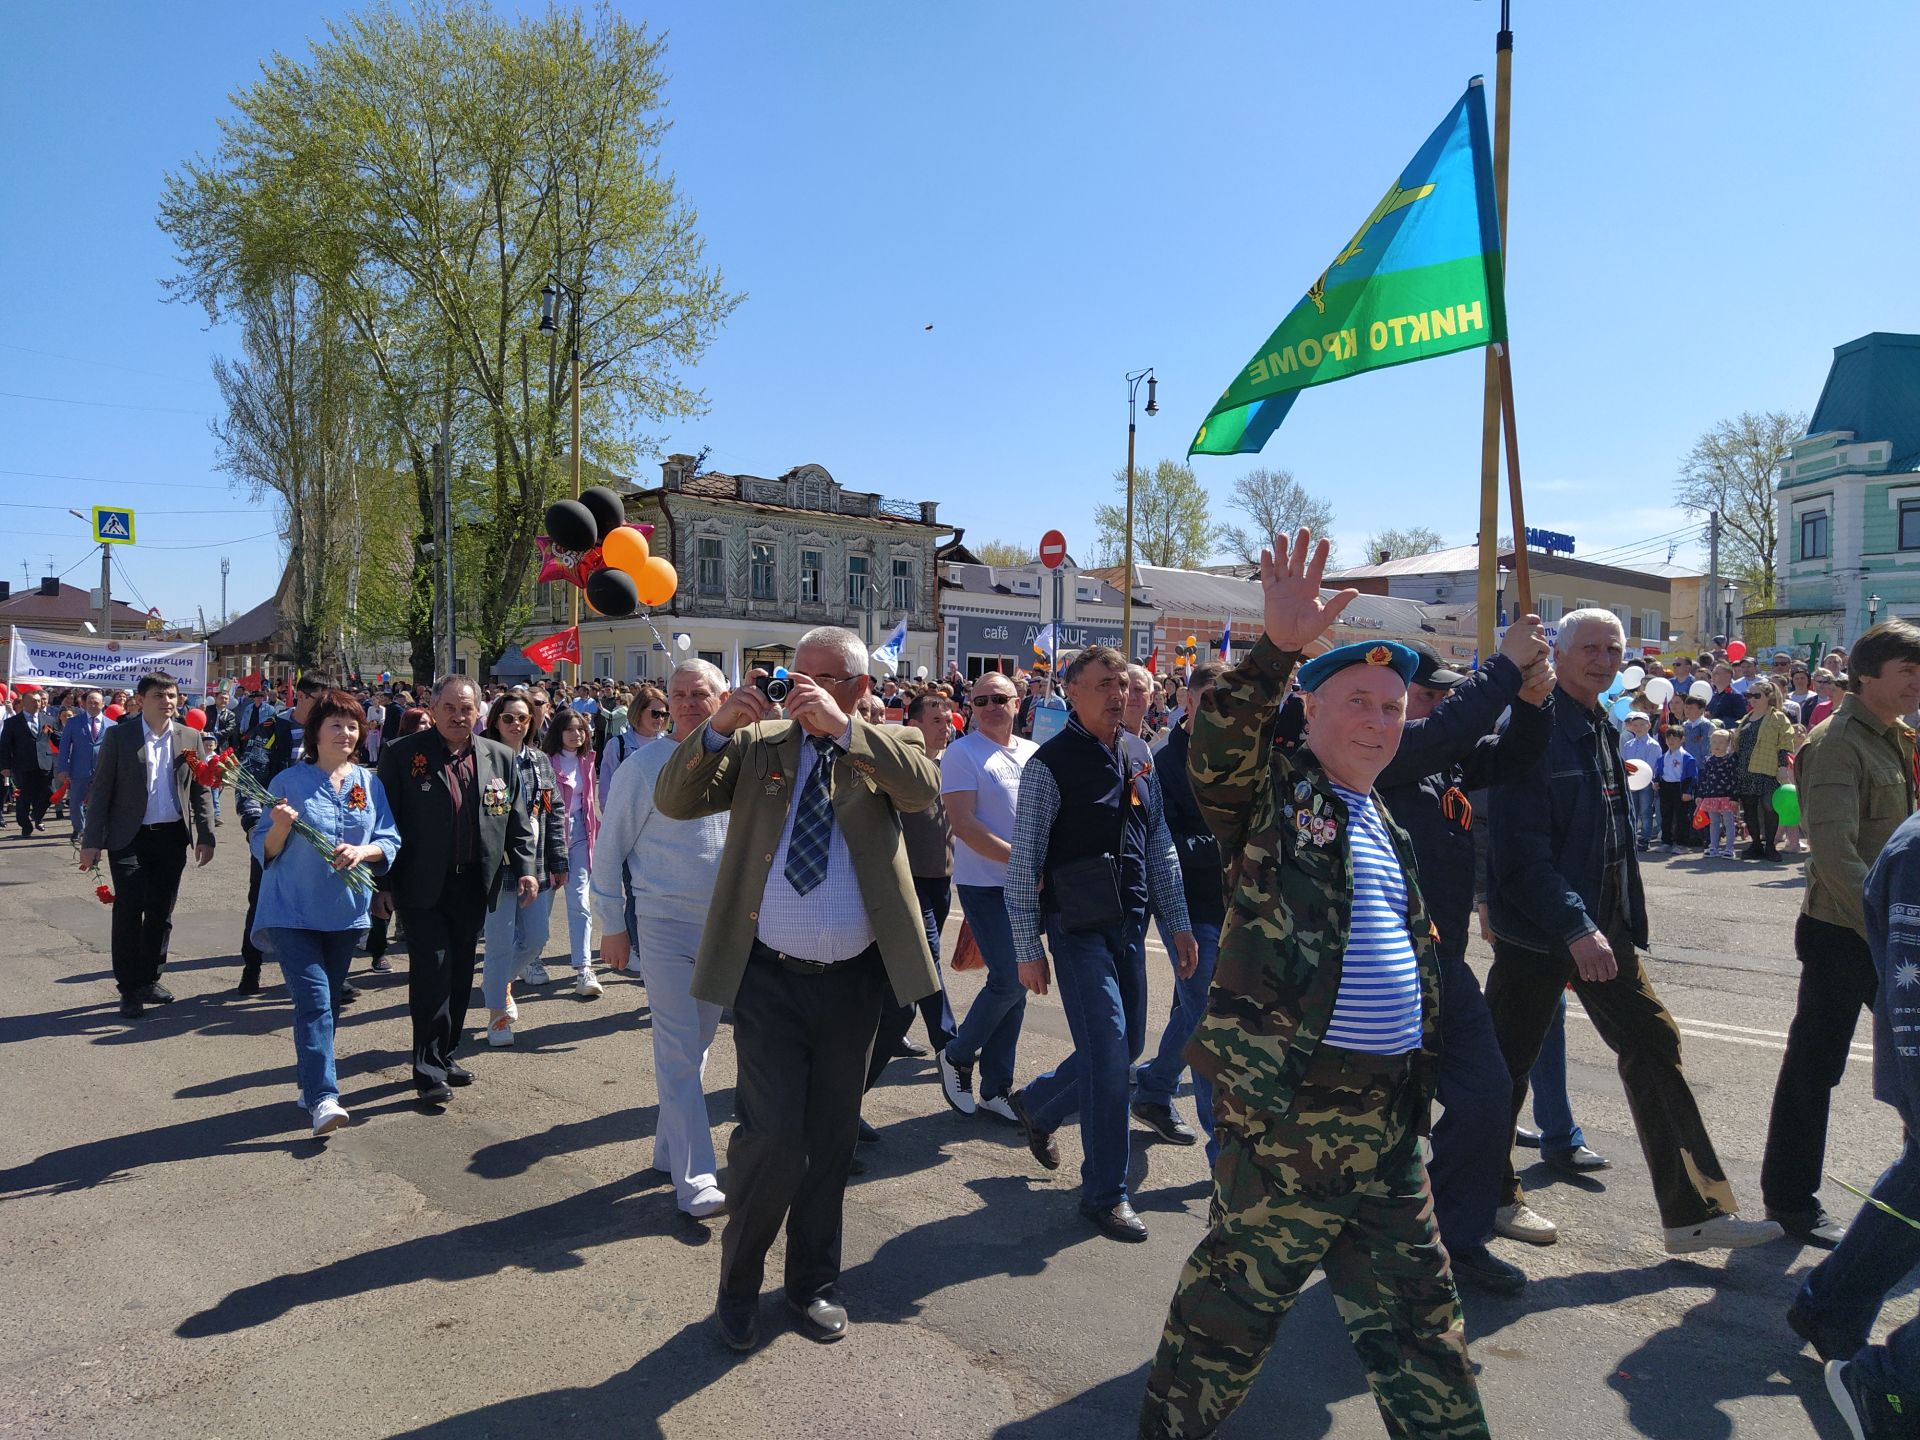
left=1039, top=530, right=1066, bottom=570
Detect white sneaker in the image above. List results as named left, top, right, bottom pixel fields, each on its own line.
left=1663, top=1213, right=1784, bottom=1255
left=683, top=1186, right=728, bottom=1219
left=576, top=969, right=604, bottom=999
left=975, top=1091, right=1019, bottom=1123
left=935, top=1045, right=976, bottom=1115
left=310, top=1097, right=349, bottom=1137
left=521, top=961, right=553, bottom=986
left=487, top=1011, right=515, bottom=1047
left=1494, top=1202, right=1559, bottom=1245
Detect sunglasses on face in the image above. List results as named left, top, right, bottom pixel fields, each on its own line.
left=648, top=708, right=669, bottom=720
left=973, top=693, right=1015, bottom=707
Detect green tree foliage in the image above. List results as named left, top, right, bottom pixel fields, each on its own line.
left=1215, top=467, right=1336, bottom=566
left=1092, top=460, right=1215, bottom=569
left=159, top=0, right=741, bottom=677
left=1675, top=409, right=1805, bottom=648
left=974, top=539, right=1037, bottom=568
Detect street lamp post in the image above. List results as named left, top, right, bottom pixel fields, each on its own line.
left=1496, top=565, right=1509, bottom=630
left=1869, top=592, right=1882, bottom=632
left=1721, top=580, right=1736, bottom=647
left=540, top=279, right=585, bottom=685
left=1121, top=368, right=1158, bottom=655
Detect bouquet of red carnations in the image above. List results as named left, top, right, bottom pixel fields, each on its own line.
left=185, top=749, right=378, bottom=895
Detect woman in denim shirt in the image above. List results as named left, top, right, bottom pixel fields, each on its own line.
left=250, top=688, right=400, bottom=1137
left=479, top=693, right=568, bottom=1046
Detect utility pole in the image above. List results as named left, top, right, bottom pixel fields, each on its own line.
left=438, top=416, right=456, bottom=677
left=100, top=543, right=113, bottom=639
left=220, top=556, right=230, bottom=628
left=1706, top=509, right=1721, bottom=645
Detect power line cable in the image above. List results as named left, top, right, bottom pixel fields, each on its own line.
left=0, top=341, right=208, bottom=387
left=0, top=502, right=247, bottom=516
left=0, top=388, right=210, bottom=418
left=0, top=467, right=229, bottom=491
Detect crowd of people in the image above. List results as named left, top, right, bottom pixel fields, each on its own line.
left=2, top=528, right=1915, bottom=1438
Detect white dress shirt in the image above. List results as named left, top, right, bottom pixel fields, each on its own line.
left=142, top=719, right=182, bottom=825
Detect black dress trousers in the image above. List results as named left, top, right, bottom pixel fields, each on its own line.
left=401, top=866, right=489, bottom=1085
left=107, top=821, right=190, bottom=995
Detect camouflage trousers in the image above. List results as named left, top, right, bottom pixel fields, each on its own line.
left=1140, top=1048, right=1488, bottom=1439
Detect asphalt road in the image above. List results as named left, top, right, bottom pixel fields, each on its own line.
left=0, top=824, right=1909, bottom=1439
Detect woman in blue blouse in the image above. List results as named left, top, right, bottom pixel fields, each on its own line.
left=251, top=688, right=400, bottom=1137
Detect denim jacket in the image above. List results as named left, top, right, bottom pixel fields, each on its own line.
left=1863, top=810, right=1920, bottom=1132
left=1488, top=686, right=1648, bottom=955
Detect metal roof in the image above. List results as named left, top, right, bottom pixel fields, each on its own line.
left=1808, top=332, right=1920, bottom=474
left=1127, top=564, right=1429, bottom=632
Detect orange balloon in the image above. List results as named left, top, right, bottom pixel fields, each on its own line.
left=633, top=555, right=678, bottom=607
left=601, top=524, right=650, bottom=576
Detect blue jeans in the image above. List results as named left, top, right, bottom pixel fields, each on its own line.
left=268, top=927, right=361, bottom=1108
left=1796, top=1132, right=1920, bottom=1409
left=1630, top=787, right=1658, bottom=847
left=947, top=885, right=1026, bottom=1099
left=481, top=879, right=555, bottom=1012
left=1133, top=916, right=1219, bottom=1165
left=1528, top=992, right=1587, bottom=1153
left=1021, top=917, right=1149, bottom=1210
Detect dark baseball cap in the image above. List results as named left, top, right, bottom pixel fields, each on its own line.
left=1407, top=639, right=1467, bottom=689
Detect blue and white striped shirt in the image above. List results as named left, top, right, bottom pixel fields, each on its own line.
left=1322, top=783, right=1422, bottom=1056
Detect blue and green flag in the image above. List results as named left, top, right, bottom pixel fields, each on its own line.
left=1190, top=79, right=1507, bottom=457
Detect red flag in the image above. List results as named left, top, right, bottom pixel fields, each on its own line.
left=522, top=625, right=580, bottom=673
left=1146, top=648, right=1158, bottom=675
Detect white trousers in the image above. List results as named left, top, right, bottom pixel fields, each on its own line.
left=635, top=916, right=723, bottom=1207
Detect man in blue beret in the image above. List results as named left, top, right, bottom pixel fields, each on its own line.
left=1141, top=529, right=1488, bottom=1439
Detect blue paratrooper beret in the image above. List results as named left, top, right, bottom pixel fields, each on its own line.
left=1295, top=640, right=1420, bottom=692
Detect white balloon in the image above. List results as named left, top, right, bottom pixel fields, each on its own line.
left=1644, top=677, right=1675, bottom=705
left=1689, top=680, right=1713, bottom=702
left=1621, top=665, right=1646, bottom=689
left=916, top=665, right=930, bottom=680
left=1624, top=757, right=1654, bottom=792
left=675, top=633, right=691, bottom=652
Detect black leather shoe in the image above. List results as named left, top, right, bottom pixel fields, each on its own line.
left=857, top=1119, right=881, bottom=1144
left=715, top=1296, right=760, bottom=1352
left=236, top=969, right=262, bottom=995
left=139, top=982, right=175, bottom=1005
left=118, top=994, right=143, bottom=1018
left=787, top=1294, right=848, bottom=1342
left=1769, top=1206, right=1847, bottom=1250
left=1130, top=1102, right=1198, bottom=1145
left=1514, top=1125, right=1543, bottom=1148
left=1080, top=1200, right=1149, bottom=1243
left=1543, top=1145, right=1611, bottom=1175
left=1007, top=1088, right=1059, bottom=1170
left=1451, top=1243, right=1526, bottom=1296
left=416, top=1080, right=453, bottom=1105
left=894, top=1038, right=931, bottom=1059
left=445, top=1063, right=473, bottom=1087
left=339, top=982, right=361, bottom=1004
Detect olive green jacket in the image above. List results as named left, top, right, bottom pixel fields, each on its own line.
left=1800, top=693, right=1916, bottom=936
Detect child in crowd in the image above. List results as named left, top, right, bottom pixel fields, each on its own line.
left=1696, top=729, right=1742, bottom=859
left=1655, top=724, right=1699, bottom=852
left=1620, top=711, right=1662, bottom=850
left=1680, top=695, right=1715, bottom=768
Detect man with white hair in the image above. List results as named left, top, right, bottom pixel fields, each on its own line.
left=656, top=625, right=940, bottom=1351
left=593, top=659, right=733, bottom=1218
left=1485, top=608, right=1781, bottom=1255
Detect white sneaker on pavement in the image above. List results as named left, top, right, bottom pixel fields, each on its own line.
left=576, top=968, right=604, bottom=999
left=1494, top=1202, right=1559, bottom=1245
left=976, top=1092, right=1019, bottom=1123
left=1663, top=1213, right=1784, bottom=1255
left=683, top=1186, right=728, bottom=1219
left=310, top=1097, right=350, bottom=1137
left=936, top=1045, right=977, bottom=1115
left=487, top=1011, right=515, bottom=1046
left=521, top=961, right=553, bottom=986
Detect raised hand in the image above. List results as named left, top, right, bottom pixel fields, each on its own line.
left=1260, top=528, right=1358, bottom=653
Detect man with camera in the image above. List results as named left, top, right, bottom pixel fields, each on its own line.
left=654, top=626, right=940, bottom=1353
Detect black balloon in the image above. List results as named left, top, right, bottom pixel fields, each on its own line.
left=545, top=499, right=598, bottom=552
left=579, top=485, right=625, bottom=539
left=585, top=565, right=639, bottom=617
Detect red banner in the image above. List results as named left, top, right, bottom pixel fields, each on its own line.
left=523, top=625, right=580, bottom=673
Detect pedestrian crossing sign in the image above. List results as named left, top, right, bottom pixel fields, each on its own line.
left=92, top=507, right=135, bottom=544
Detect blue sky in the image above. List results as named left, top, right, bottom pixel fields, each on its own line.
left=2, top=1, right=1916, bottom=626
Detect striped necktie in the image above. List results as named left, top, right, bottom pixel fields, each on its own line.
left=783, top=736, right=838, bottom=895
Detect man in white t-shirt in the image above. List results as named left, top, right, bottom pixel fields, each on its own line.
left=936, top=669, right=1040, bottom=1122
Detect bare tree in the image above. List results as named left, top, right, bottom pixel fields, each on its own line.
left=1361, top=525, right=1444, bottom=565
left=1674, top=410, right=1805, bottom=640
left=1216, top=467, right=1336, bottom=565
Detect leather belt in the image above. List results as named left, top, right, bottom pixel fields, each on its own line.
left=1303, top=1044, right=1413, bottom=1084
left=750, top=938, right=877, bottom=976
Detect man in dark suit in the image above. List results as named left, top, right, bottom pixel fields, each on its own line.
left=55, top=690, right=111, bottom=841
left=656, top=626, right=940, bottom=1353
left=76, top=673, right=216, bottom=1017
left=1, top=686, right=59, bottom=838
left=236, top=674, right=332, bottom=993
left=374, top=674, right=538, bottom=1105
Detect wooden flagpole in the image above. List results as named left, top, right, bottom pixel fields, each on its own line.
left=1476, top=6, right=1520, bottom=651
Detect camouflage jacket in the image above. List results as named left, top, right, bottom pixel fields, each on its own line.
left=1184, top=634, right=1444, bottom=1123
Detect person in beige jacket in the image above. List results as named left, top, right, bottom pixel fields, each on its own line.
left=654, top=626, right=938, bottom=1353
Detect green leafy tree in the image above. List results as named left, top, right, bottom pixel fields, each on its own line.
left=160, top=0, right=741, bottom=677
left=975, top=539, right=1037, bottom=568
left=1092, top=459, right=1215, bottom=569
left=1675, top=409, right=1805, bottom=648
left=1216, top=467, right=1336, bottom=566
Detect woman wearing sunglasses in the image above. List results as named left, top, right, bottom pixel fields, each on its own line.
left=543, top=709, right=603, bottom=997
left=478, top=693, right=569, bottom=1044
left=598, top=682, right=669, bottom=806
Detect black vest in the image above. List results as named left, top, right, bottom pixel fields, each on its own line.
left=1034, top=721, right=1151, bottom=919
